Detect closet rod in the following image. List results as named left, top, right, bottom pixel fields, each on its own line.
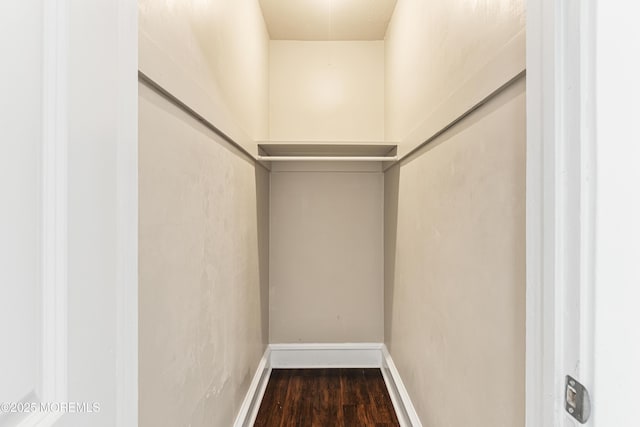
left=257, top=156, right=398, bottom=162
left=138, top=70, right=263, bottom=168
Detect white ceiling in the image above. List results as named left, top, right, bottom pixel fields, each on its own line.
left=258, top=0, right=398, bottom=41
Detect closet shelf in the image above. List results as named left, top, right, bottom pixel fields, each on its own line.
left=257, top=155, right=397, bottom=162
left=257, top=143, right=398, bottom=162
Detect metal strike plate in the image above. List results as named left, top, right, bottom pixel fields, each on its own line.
left=565, top=375, right=591, bottom=424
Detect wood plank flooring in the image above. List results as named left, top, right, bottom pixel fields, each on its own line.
left=254, top=368, right=400, bottom=426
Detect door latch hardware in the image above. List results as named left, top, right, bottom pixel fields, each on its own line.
left=565, top=375, right=591, bottom=424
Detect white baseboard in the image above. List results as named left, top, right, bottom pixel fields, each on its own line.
left=381, top=345, right=423, bottom=427
left=233, top=343, right=422, bottom=427
left=233, top=347, right=272, bottom=427
left=269, top=343, right=384, bottom=368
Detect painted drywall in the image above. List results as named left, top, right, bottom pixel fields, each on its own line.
left=0, top=0, right=41, bottom=408
left=383, top=2, right=526, bottom=424
left=138, top=82, right=269, bottom=427
left=384, top=77, right=526, bottom=426
left=270, top=163, right=384, bottom=343
left=384, top=0, right=525, bottom=143
left=269, top=41, right=385, bottom=142
left=139, top=0, right=269, bottom=147
left=594, top=4, right=640, bottom=425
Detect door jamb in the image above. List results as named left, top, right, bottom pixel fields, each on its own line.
left=526, top=1, right=597, bottom=426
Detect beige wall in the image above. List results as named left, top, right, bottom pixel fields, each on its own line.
left=383, top=2, right=526, bottom=424
left=138, top=82, right=269, bottom=427
left=269, top=41, right=385, bottom=142
left=384, top=78, right=526, bottom=426
left=270, top=163, right=384, bottom=343
left=138, top=4, right=270, bottom=425
left=384, top=0, right=525, bottom=142
left=139, top=0, right=270, bottom=141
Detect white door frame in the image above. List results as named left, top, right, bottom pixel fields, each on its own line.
left=72, top=0, right=610, bottom=426
left=115, top=0, right=594, bottom=426
left=112, top=1, right=640, bottom=425
left=31, top=0, right=138, bottom=426
left=37, top=0, right=70, bottom=425
left=38, top=1, right=629, bottom=426
left=114, top=0, right=139, bottom=425
left=526, top=0, right=597, bottom=426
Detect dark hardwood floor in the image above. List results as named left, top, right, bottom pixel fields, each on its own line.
left=253, top=368, right=400, bottom=426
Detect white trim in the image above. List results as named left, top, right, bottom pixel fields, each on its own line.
left=526, top=1, right=598, bottom=426
left=526, top=0, right=566, bottom=422
left=380, top=345, right=422, bottom=427
left=16, top=3, right=70, bottom=427
left=15, top=413, right=63, bottom=427
left=32, top=1, right=69, bottom=426
left=525, top=1, right=548, bottom=425
left=269, top=343, right=383, bottom=368
left=115, top=0, right=139, bottom=426
left=233, top=347, right=272, bottom=427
